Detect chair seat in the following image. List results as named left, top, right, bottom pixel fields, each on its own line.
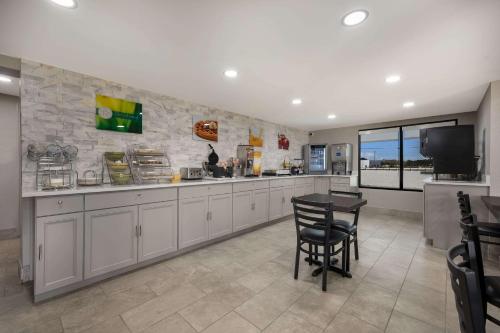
left=300, top=227, right=348, bottom=244
left=333, top=219, right=356, bottom=233
left=485, top=276, right=500, bottom=308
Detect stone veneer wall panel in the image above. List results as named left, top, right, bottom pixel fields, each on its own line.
left=20, top=60, right=308, bottom=191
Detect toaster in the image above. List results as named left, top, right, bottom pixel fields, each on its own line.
left=180, top=167, right=204, bottom=180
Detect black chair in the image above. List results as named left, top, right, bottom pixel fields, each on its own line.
left=447, top=243, right=486, bottom=333
left=459, top=215, right=500, bottom=326
left=457, top=191, right=500, bottom=246
left=328, top=189, right=362, bottom=260
left=291, top=197, right=349, bottom=291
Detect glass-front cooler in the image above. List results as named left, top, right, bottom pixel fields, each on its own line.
left=303, top=144, right=329, bottom=174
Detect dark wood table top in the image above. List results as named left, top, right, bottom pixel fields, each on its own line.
left=481, top=196, right=500, bottom=220
left=295, top=193, right=367, bottom=213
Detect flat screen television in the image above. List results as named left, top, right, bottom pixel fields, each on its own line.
left=420, top=125, right=475, bottom=176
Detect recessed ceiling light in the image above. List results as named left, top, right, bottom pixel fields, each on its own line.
left=342, top=10, right=369, bottom=26
left=0, top=76, right=12, bottom=83
left=49, top=0, right=77, bottom=8
left=224, top=69, right=238, bottom=78
left=385, top=75, right=401, bottom=84
left=328, top=114, right=337, bottom=119
left=403, top=101, right=415, bottom=108
left=292, top=98, right=302, bottom=105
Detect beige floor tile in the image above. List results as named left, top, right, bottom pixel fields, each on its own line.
left=386, top=310, right=443, bottom=333
left=341, top=282, right=398, bottom=329
left=202, top=312, right=259, bottom=333
left=395, top=281, right=446, bottom=329
left=207, top=282, right=255, bottom=308
left=80, top=316, right=130, bottom=333
left=325, top=312, right=382, bottom=333
left=288, top=285, right=350, bottom=329
left=121, top=283, right=205, bottom=333
left=364, top=262, right=407, bottom=292
left=237, top=261, right=288, bottom=293
left=142, top=313, right=196, bottom=333
left=406, top=259, right=447, bottom=293
left=179, top=293, right=234, bottom=332
left=235, top=279, right=306, bottom=329
left=377, top=246, right=416, bottom=269
left=263, top=311, right=323, bottom=333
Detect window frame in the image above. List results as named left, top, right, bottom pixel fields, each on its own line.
left=357, top=119, right=458, bottom=192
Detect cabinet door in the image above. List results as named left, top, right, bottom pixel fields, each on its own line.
left=314, top=177, right=330, bottom=194
left=84, top=207, right=138, bottom=279
left=282, top=186, right=295, bottom=216
left=179, top=197, right=209, bottom=249
left=269, top=187, right=283, bottom=221
left=232, top=191, right=253, bottom=232
left=138, top=201, right=178, bottom=262
left=253, top=188, right=269, bottom=225
left=305, top=183, right=315, bottom=195
left=294, top=184, right=306, bottom=197
left=35, top=213, right=83, bottom=294
left=209, top=193, right=233, bottom=239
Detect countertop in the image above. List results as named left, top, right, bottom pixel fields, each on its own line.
left=22, top=174, right=356, bottom=198
left=423, top=177, right=490, bottom=187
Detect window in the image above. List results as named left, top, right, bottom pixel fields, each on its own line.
left=359, top=120, right=457, bottom=191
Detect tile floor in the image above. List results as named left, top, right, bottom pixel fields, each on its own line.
left=1, top=211, right=500, bottom=333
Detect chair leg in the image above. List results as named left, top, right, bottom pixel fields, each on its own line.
left=346, top=237, right=351, bottom=273
left=322, top=245, right=330, bottom=291
left=354, top=232, right=359, bottom=260
left=341, top=240, right=346, bottom=272
left=294, top=243, right=300, bottom=279
left=314, top=245, right=318, bottom=261
left=308, top=243, right=312, bottom=266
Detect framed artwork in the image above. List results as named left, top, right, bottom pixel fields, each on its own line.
left=193, top=116, right=218, bottom=142
left=278, top=133, right=289, bottom=150
left=95, top=95, right=142, bottom=134
left=249, top=127, right=264, bottom=147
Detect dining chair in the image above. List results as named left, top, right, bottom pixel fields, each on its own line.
left=457, top=191, right=500, bottom=246
left=328, top=189, right=362, bottom=260
left=459, top=214, right=500, bottom=326
left=291, top=197, right=349, bottom=291
left=447, top=242, right=486, bottom=333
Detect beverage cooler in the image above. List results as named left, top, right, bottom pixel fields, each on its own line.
left=303, top=144, right=329, bottom=174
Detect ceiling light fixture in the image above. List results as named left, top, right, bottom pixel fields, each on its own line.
left=403, top=101, right=415, bottom=108
left=328, top=114, right=337, bottom=119
left=224, top=69, right=238, bottom=78
left=385, top=75, right=401, bottom=84
left=292, top=98, right=302, bottom=105
left=49, top=0, right=78, bottom=8
left=342, top=10, right=369, bottom=26
left=0, top=76, right=12, bottom=83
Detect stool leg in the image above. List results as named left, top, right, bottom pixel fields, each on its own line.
left=294, top=243, right=300, bottom=279
left=322, top=245, right=330, bottom=291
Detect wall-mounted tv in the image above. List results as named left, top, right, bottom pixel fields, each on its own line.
left=420, top=125, right=475, bottom=176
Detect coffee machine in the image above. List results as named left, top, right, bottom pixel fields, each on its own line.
left=331, top=143, right=353, bottom=175
left=237, top=145, right=255, bottom=177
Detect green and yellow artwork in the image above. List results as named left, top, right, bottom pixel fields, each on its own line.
left=95, top=95, right=142, bottom=134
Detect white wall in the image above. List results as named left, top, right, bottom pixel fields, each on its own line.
left=0, top=93, right=20, bottom=232
left=476, top=85, right=491, bottom=177
left=310, top=112, right=478, bottom=213
left=490, top=81, right=500, bottom=195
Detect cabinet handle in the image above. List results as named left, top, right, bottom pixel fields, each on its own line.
left=38, top=244, right=42, bottom=261
left=139, top=225, right=142, bottom=236
left=57, top=200, right=63, bottom=205
left=135, top=225, right=139, bottom=237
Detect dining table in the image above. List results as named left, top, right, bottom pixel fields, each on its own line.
left=294, top=189, right=367, bottom=279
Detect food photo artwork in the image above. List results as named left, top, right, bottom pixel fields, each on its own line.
left=95, top=95, right=143, bottom=134
left=193, top=115, right=218, bottom=142
left=278, top=133, right=290, bottom=150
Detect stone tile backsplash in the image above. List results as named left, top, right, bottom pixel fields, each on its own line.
left=21, top=60, right=308, bottom=191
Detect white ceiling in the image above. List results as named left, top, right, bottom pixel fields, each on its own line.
left=0, top=0, right=499, bottom=130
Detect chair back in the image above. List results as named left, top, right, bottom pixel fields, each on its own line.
left=447, top=243, right=486, bottom=333
left=329, top=189, right=363, bottom=199
left=459, top=214, right=487, bottom=314
left=457, top=191, right=472, bottom=218
left=291, top=197, right=333, bottom=243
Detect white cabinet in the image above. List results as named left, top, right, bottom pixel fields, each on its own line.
left=253, top=188, right=269, bottom=225
left=294, top=184, right=306, bottom=197
left=269, top=187, right=284, bottom=220
left=282, top=186, right=294, bottom=216
left=330, top=176, right=351, bottom=192
left=138, top=201, right=178, bottom=262
left=233, top=190, right=253, bottom=232
left=35, top=213, right=83, bottom=294
left=209, top=193, right=233, bottom=239
left=305, top=182, right=315, bottom=195
left=315, top=177, right=330, bottom=194
left=179, top=197, right=209, bottom=249
left=84, top=207, right=138, bottom=279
